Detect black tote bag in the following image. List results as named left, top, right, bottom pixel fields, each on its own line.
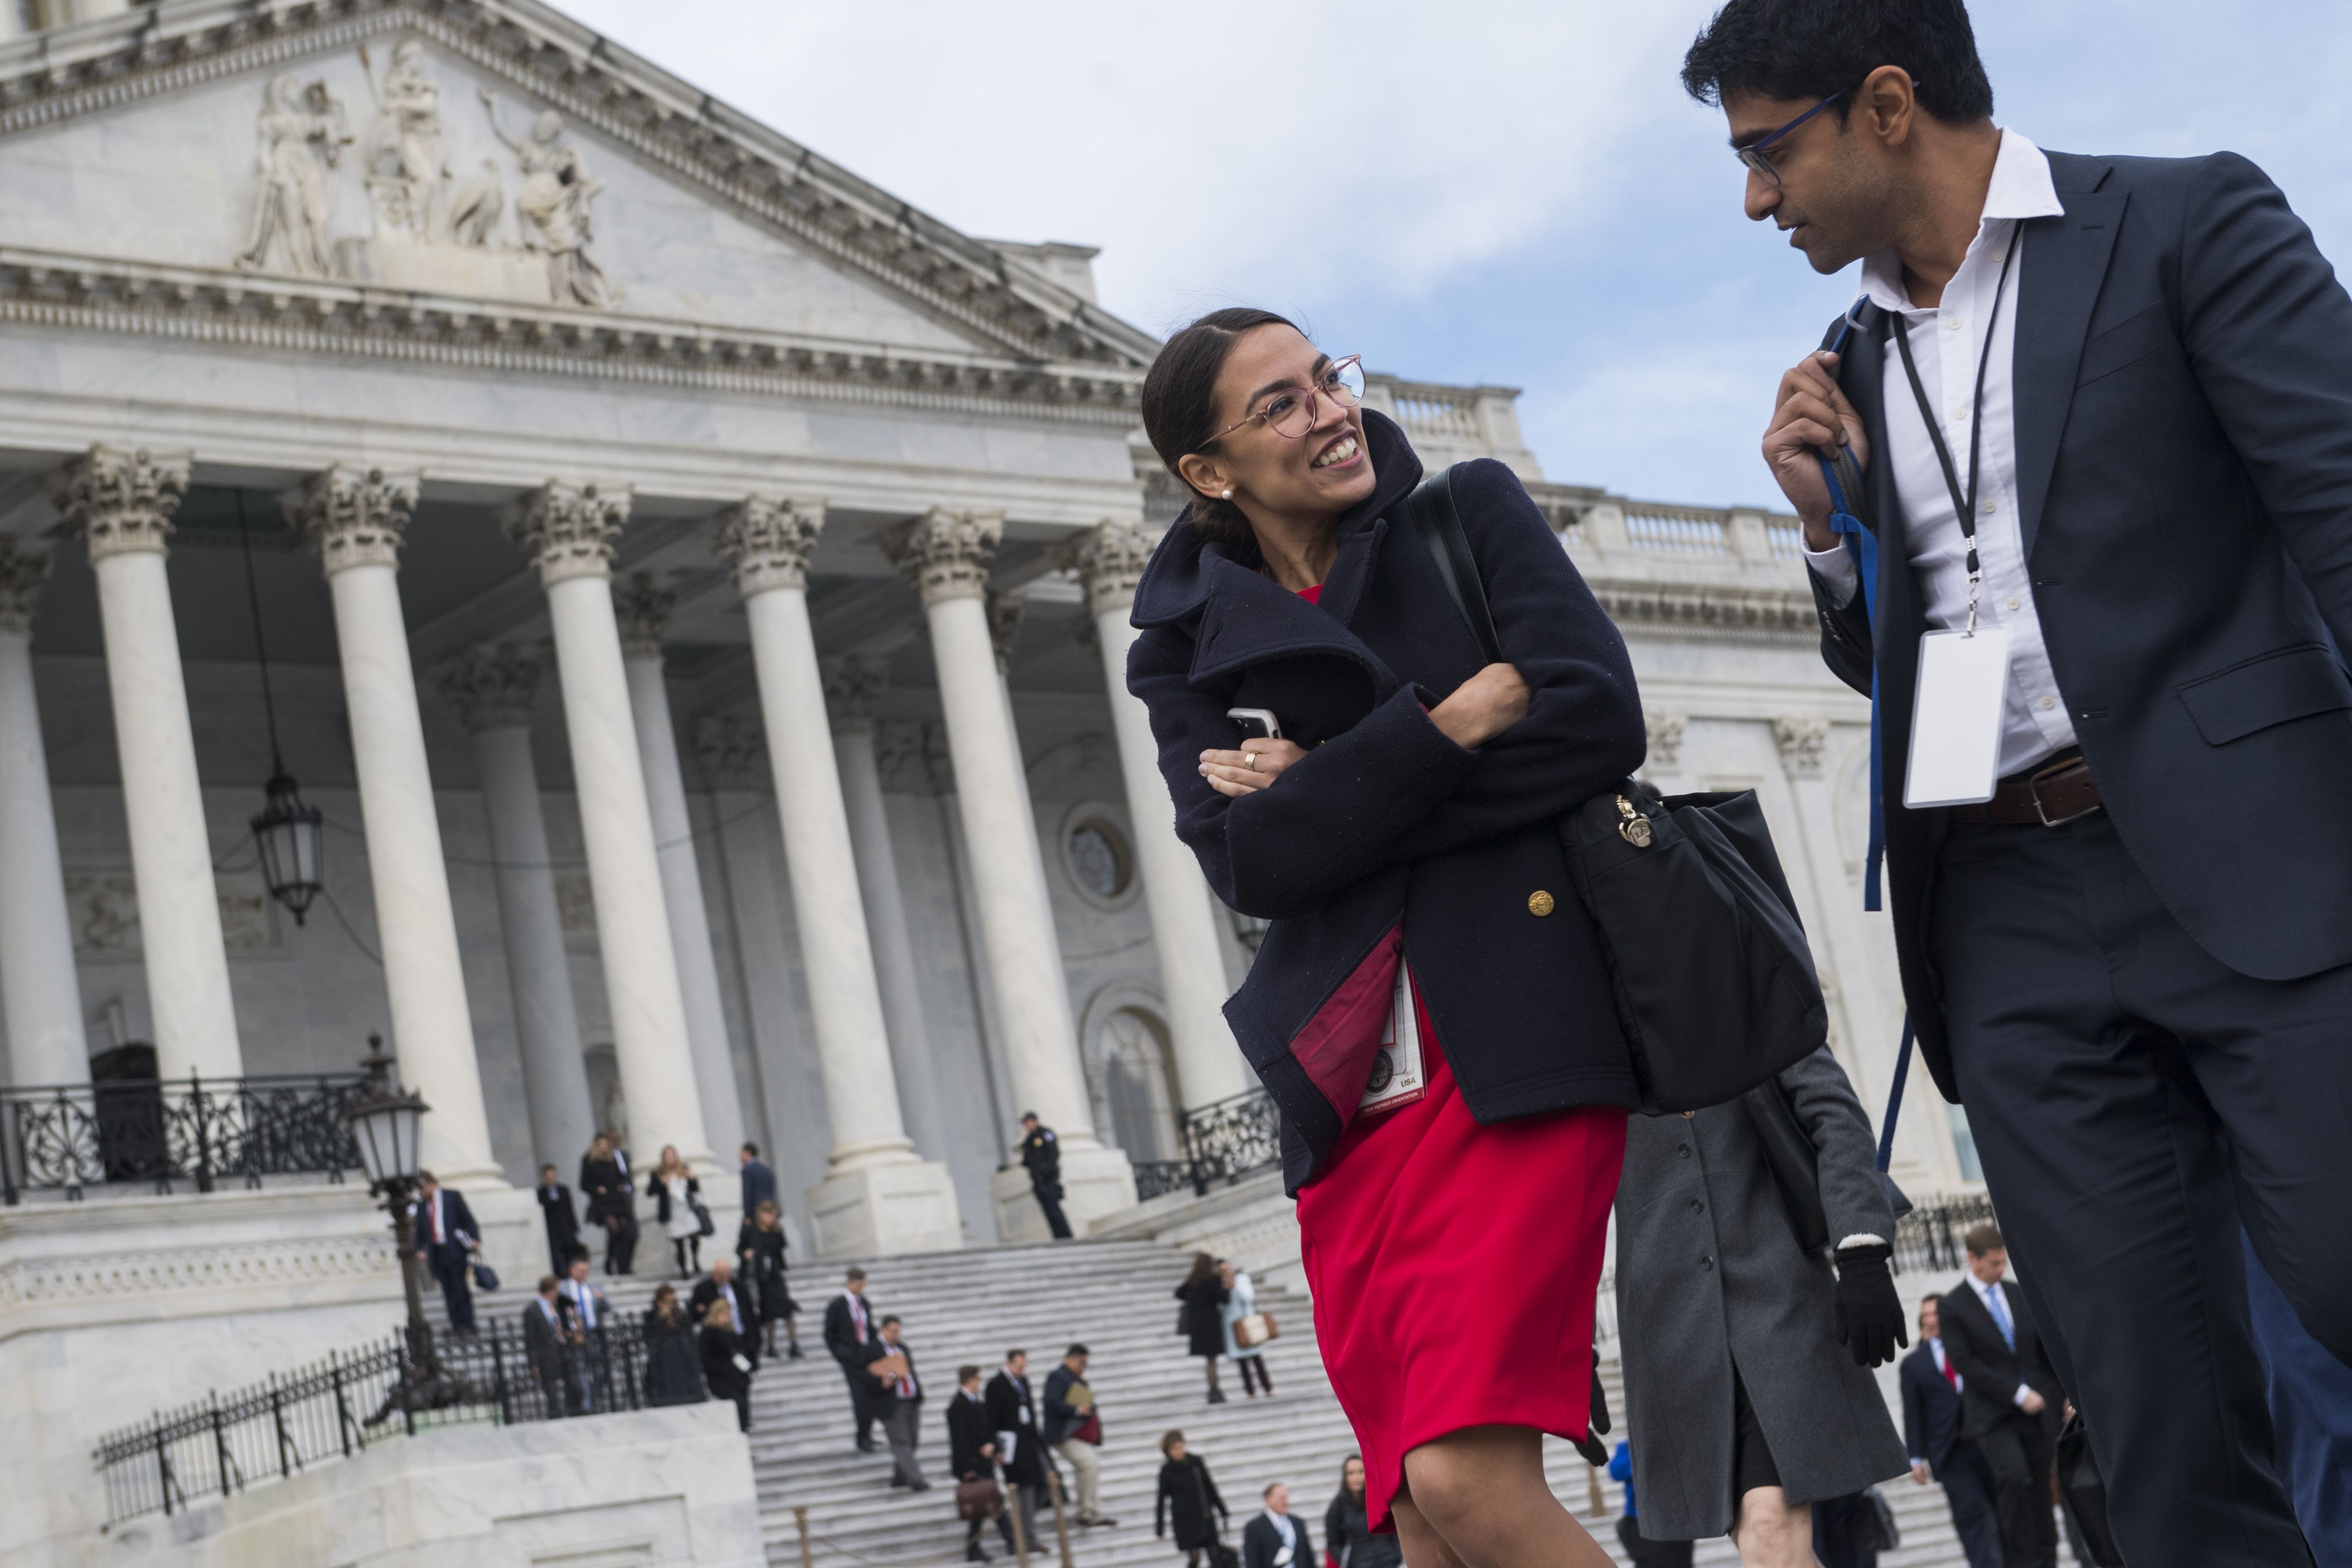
left=1401, top=468, right=1830, bottom=1113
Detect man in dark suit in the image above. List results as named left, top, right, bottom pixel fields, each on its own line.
left=1938, top=1229, right=2063, bottom=1568
left=863, top=1316, right=929, bottom=1492
left=1242, top=1483, right=1314, bottom=1568
left=738, top=1142, right=776, bottom=1219
left=409, top=1171, right=481, bottom=1334
left=557, top=1251, right=613, bottom=1415
left=1900, top=1294, right=2001, bottom=1568
left=1689, top=4, right=2348, bottom=1558
left=522, top=1274, right=572, bottom=1419
left=535, top=1164, right=580, bottom=1278
left=689, top=1258, right=759, bottom=1371
left=985, top=1349, right=1050, bottom=1550
left=1017, top=1114, right=1071, bottom=1240
left=824, top=1266, right=882, bottom=1451
left=947, top=1365, right=1018, bottom=1563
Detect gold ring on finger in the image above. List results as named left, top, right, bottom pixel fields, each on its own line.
left=1244, top=751, right=1259, bottom=772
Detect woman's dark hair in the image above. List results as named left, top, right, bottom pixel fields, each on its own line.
left=1184, top=1251, right=1219, bottom=1287
left=1341, top=1453, right=1364, bottom=1491
left=1681, top=0, right=1993, bottom=125
left=1140, top=307, right=1298, bottom=544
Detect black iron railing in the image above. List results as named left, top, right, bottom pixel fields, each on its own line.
left=1133, top=1086, right=1283, bottom=1202
left=1891, top=1190, right=2000, bottom=1274
left=0, top=1072, right=370, bottom=1205
left=92, top=1317, right=654, bottom=1526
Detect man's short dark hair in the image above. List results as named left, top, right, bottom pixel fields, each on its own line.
left=741, top=1141, right=759, bottom=1157
left=1263, top=1483, right=1283, bottom=1500
left=1065, top=1343, right=1089, bottom=1360
left=845, top=1266, right=866, bottom=1281
left=1681, top=0, right=1993, bottom=125
left=1006, top=1348, right=1026, bottom=1362
left=571, top=1244, right=592, bottom=1264
left=881, top=1314, right=901, bottom=1328
left=538, top=1274, right=560, bottom=1294
left=960, top=1364, right=982, bottom=1384
left=1964, top=1222, right=2006, bottom=1257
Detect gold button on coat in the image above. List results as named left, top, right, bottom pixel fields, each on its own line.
left=1527, top=890, right=1556, bottom=917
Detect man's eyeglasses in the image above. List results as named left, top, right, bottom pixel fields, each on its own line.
left=1735, top=91, right=1847, bottom=187
left=1206, top=355, right=1365, bottom=445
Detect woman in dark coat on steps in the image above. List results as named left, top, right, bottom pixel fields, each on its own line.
left=641, top=1284, right=708, bottom=1407
left=699, top=1298, right=752, bottom=1432
left=1155, top=1430, right=1230, bottom=1566
left=1131, top=310, right=1643, bottom=1568
left=1325, top=1455, right=1403, bottom=1568
left=1174, top=1252, right=1231, bottom=1403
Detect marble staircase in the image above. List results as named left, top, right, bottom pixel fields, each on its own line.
left=439, top=1236, right=2057, bottom=1568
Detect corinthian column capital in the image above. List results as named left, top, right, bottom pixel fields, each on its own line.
left=879, top=507, right=1002, bottom=605
left=823, top=655, right=887, bottom=735
left=281, top=465, right=420, bottom=575
left=46, top=446, right=191, bottom=561
left=438, top=642, right=549, bottom=733
left=611, top=572, right=679, bottom=659
left=502, top=481, right=631, bottom=585
left=712, top=496, right=825, bottom=596
left=0, top=538, right=55, bottom=635
left=1053, top=520, right=1154, bottom=618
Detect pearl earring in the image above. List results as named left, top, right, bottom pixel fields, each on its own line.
left=1220, top=489, right=1234, bottom=500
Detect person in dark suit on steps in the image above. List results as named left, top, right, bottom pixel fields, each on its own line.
left=1899, top=1294, right=2001, bottom=1568
left=986, top=1350, right=1050, bottom=1551
left=948, top=1366, right=1018, bottom=1563
left=1242, top=1483, right=1314, bottom=1568
left=1938, top=1227, right=2062, bottom=1568
left=825, top=1266, right=882, bottom=1451
left=521, top=1274, right=572, bottom=1419
left=409, top=1171, right=481, bottom=1334
left=864, top=1316, right=929, bottom=1492
left=535, top=1164, right=580, bottom=1278
left=689, top=1258, right=760, bottom=1372
left=700, top=1297, right=753, bottom=1432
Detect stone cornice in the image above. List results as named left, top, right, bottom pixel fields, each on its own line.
left=280, top=464, right=420, bottom=575
left=0, top=247, right=1143, bottom=426
left=0, top=0, right=1158, bottom=370
left=879, top=507, right=1002, bottom=607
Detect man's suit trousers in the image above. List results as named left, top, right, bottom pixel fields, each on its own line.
left=1934, top=811, right=2342, bottom=1567
left=425, top=1249, right=474, bottom=1333
left=1935, top=1443, right=2003, bottom=1568
left=1973, top=1416, right=2057, bottom=1568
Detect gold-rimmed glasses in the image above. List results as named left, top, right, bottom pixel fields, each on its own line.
left=1203, top=355, right=1365, bottom=446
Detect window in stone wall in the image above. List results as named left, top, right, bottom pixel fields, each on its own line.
left=1062, top=810, right=1136, bottom=908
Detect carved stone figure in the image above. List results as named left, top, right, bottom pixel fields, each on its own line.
left=363, top=40, right=449, bottom=237
left=481, top=92, right=615, bottom=308
left=234, top=74, right=349, bottom=278
left=445, top=159, right=505, bottom=247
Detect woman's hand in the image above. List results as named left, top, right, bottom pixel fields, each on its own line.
left=1429, top=663, right=1530, bottom=750
left=1200, top=738, right=1306, bottom=798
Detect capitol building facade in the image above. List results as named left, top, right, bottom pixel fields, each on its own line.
left=0, top=1, right=1976, bottom=1558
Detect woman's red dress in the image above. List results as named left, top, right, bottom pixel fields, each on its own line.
left=1291, top=569, right=1628, bottom=1535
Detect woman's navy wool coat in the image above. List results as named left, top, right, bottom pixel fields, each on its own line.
left=1126, top=411, right=1649, bottom=1193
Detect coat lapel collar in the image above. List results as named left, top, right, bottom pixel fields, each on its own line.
left=1188, top=552, right=1396, bottom=689
left=2014, top=159, right=2125, bottom=560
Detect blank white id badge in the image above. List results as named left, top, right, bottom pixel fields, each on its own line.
left=1904, top=625, right=2013, bottom=808
left=1360, top=963, right=1427, bottom=1116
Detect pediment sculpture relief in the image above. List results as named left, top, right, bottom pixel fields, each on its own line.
left=229, top=39, right=619, bottom=308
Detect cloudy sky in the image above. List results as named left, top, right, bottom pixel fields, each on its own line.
left=561, top=0, right=2352, bottom=510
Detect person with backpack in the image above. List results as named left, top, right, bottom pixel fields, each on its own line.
left=1131, top=310, right=1642, bottom=1568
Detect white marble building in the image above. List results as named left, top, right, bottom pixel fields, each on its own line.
left=0, top=3, right=1982, bottom=1552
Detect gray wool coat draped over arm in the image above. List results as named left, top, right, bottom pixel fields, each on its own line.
left=1611, top=1045, right=1908, bottom=1542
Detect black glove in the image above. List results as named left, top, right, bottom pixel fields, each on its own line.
left=1833, top=1243, right=1908, bottom=1367
left=1590, top=1363, right=1611, bottom=1435
left=1572, top=1361, right=1612, bottom=1466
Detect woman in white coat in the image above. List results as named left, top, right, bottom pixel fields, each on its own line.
left=1219, top=1260, right=1273, bottom=1398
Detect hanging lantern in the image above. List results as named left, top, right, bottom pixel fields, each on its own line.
left=251, top=768, right=324, bottom=924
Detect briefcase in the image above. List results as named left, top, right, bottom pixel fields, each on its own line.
left=2057, top=1414, right=2125, bottom=1566
left=471, top=1262, right=501, bottom=1292
left=1233, top=1312, right=1278, bottom=1349
left=956, top=1478, right=1003, bottom=1521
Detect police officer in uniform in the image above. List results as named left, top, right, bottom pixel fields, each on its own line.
left=1018, top=1113, right=1071, bottom=1241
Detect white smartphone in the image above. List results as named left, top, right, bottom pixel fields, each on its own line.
left=1225, top=707, right=1284, bottom=741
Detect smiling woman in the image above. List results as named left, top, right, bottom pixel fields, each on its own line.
left=1127, top=309, right=1647, bottom=1568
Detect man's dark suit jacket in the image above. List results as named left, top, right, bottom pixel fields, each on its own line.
left=984, top=1369, right=1045, bottom=1483
left=689, top=1276, right=759, bottom=1366
left=1938, top=1280, right=2063, bottom=1442
left=1242, top=1511, right=1315, bottom=1568
left=861, top=1339, right=922, bottom=1419
left=1813, top=150, right=2352, bottom=1100
left=1900, top=1341, right=1967, bottom=1473
left=946, top=1389, right=996, bottom=1479
left=538, top=1182, right=579, bottom=1253
left=824, top=1291, right=878, bottom=1364
left=411, top=1188, right=478, bottom=1266
left=522, top=1295, right=569, bottom=1374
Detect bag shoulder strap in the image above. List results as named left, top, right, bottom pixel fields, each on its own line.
left=1399, top=465, right=1502, bottom=664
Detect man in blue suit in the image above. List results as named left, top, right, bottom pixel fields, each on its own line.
left=1686, top=2, right=2350, bottom=1561
left=1900, top=1294, right=2001, bottom=1568
left=410, top=1171, right=481, bottom=1335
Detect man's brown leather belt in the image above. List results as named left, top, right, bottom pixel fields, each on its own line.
left=1950, top=752, right=2104, bottom=826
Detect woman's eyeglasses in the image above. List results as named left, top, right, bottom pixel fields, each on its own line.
left=1206, top=355, right=1365, bottom=445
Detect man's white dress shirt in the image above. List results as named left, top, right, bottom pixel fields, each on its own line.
left=1806, top=129, right=2076, bottom=779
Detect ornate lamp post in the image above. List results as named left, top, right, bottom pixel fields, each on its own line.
left=233, top=489, right=325, bottom=923
left=343, top=1037, right=469, bottom=1412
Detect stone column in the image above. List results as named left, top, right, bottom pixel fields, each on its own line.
left=503, top=483, right=712, bottom=1174
left=712, top=498, right=960, bottom=1255
left=823, top=657, right=954, bottom=1174
left=47, top=447, right=241, bottom=1081
left=0, top=541, right=89, bottom=1087
left=439, top=644, right=597, bottom=1174
left=881, top=508, right=1135, bottom=1239
left=1059, top=521, right=1251, bottom=1109
left=612, top=574, right=747, bottom=1176
left=284, top=467, right=499, bottom=1180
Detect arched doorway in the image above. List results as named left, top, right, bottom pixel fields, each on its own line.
left=1090, top=1006, right=1179, bottom=1165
